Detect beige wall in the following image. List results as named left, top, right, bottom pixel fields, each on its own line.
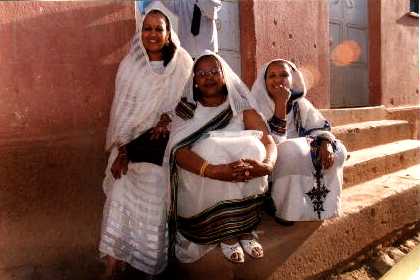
left=240, top=0, right=330, bottom=108
left=0, top=1, right=134, bottom=275
left=240, top=0, right=419, bottom=109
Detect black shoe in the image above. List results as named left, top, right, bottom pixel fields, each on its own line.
left=274, top=216, right=295, bottom=226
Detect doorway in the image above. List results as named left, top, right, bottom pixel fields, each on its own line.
left=329, top=0, right=369, bottom=108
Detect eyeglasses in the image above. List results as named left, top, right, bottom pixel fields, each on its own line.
left=194, top=68, right=222, bottom=78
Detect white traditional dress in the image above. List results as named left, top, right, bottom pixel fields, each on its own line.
left=99, top=2, right=193, bottom=275
left=166, top=51, right=268, bottom=263
left=250, top=59, right=347, bottom=221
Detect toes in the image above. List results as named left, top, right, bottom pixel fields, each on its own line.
left=231, top=252, right=242, bottom=262
left=231, top=252, right=238, bottom=261
left=252, top=247, right=262, bottom=258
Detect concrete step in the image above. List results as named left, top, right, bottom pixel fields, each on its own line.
left=320, top=106, right=387, bottom=126
left=173, top=165, right=420, bottom=280
left=343, top=139, right=420, bottom=187
left=333, top=119, right=411, bottom=152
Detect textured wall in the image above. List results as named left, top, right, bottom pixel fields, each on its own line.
left=0, top=1, right=134, bottom=275
left=380, top=0, right=419, bottom=107
left=240, top=0, right=330, bottom=108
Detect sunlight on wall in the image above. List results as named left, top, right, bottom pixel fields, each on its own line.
left=331, top=40, right=361, bottom=66
left=300, top=64, right=321, bottom=91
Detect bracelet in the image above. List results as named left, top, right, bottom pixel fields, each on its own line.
left=268, top=115, right=287, bottom=135
left=199, top=160, right=209, bottom=177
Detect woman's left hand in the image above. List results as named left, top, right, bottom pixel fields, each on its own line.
left=319, top=141, right=335, bottom=169
left=150, top=125, right=169, bottom=140
left=150, top=113, right=171, bottom=140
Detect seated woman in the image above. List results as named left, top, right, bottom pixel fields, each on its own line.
left=99, top=3, right=192, bottom=279
left=250, top=59, right=347, bottom=223
left=167, top=51, right=277, bottom=263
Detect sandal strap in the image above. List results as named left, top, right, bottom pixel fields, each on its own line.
left=240, top=239, right=264, bottom=258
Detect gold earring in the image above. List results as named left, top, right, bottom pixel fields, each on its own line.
left=194, top=84, right=198, bottom=88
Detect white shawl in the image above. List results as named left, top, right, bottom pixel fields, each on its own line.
left=182, top=51, right=251, bottom=115
left=250, top=59, right=333, bottom=139
left=167, top=51, right=252, bottom=151
left=105, top=2, right=193, bottom=151
left=250, top=59, right=306, bottom=121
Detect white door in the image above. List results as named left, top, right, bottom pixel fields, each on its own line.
left=217, top=0, right=241, bottom=76
left=329, top=0, right=369, bottom=107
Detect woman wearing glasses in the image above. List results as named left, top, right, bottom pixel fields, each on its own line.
left=167, top=51, right=277, bottom=264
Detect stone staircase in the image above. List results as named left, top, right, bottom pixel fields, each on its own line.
left=173, top=106, right=420, bottom=280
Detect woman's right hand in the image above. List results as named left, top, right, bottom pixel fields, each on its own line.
left=111, top=150, right=129, bottom=179
left=271, top=85, right=291, bottom=106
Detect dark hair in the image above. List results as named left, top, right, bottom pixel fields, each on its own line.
left=192, top=55, right=228, bottom=101
left=146, top=10, right=177, bottom=67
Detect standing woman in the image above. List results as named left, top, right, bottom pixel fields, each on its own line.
left=250, top=59, right=347, bottom=223
left=99, top=2, right=193, bottom=278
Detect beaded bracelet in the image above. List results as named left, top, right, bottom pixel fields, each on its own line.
left=268, top=115, right=287, bottom=135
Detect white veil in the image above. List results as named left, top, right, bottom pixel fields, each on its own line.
left=105, top=1, right=193, bottom=151
left=180, top=50, right=252, bottom=116
left=250, top=59, right=307, bottom=120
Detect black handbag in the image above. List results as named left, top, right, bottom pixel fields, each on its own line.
left=126, top=128, right=169, bottom=166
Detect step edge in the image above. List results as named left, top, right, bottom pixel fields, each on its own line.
left=332, top=119, right=410, bottom=131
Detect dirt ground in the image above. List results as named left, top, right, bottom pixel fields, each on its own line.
left=324, top=227, right=420, bottom=280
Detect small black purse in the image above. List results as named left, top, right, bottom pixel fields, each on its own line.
left=126, top=128, right=169, bottom=166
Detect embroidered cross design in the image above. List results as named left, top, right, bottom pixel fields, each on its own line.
left=306, top=170, right=330, bottom=219
left=306, top=136, right=332, bottom=219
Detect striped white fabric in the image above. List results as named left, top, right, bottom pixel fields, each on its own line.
left=99, top=162, right=169, bottom=275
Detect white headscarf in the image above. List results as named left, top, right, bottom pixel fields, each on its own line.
left=180, top=50, right=252, bottom=117
left=251, top=59, right=334, bottom=140
left=105, top=2, right=193, bottom=151
left=250, top=59, right=307, bottom=120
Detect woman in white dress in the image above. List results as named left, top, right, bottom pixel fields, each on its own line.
left=99, top=3, right=193, bottom=278
left=167, top=51, right=277, bottom=264
left=250, top=59, right=347, bottom=223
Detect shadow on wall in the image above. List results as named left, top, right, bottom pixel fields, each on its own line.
left=0, top=1, right=134, bottom=277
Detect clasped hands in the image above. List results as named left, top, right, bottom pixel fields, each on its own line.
left=207, top=159, right=273, bottom=182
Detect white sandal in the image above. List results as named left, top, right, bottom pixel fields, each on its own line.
left=240, top=239, right=264, bottom=259
left=220, top=242, right=245, bottom=263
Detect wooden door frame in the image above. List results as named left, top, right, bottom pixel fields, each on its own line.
left=368, top=0, right=381, bottom=106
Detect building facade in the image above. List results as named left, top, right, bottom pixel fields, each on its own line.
left=0, top=0, right=418, bottom=277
